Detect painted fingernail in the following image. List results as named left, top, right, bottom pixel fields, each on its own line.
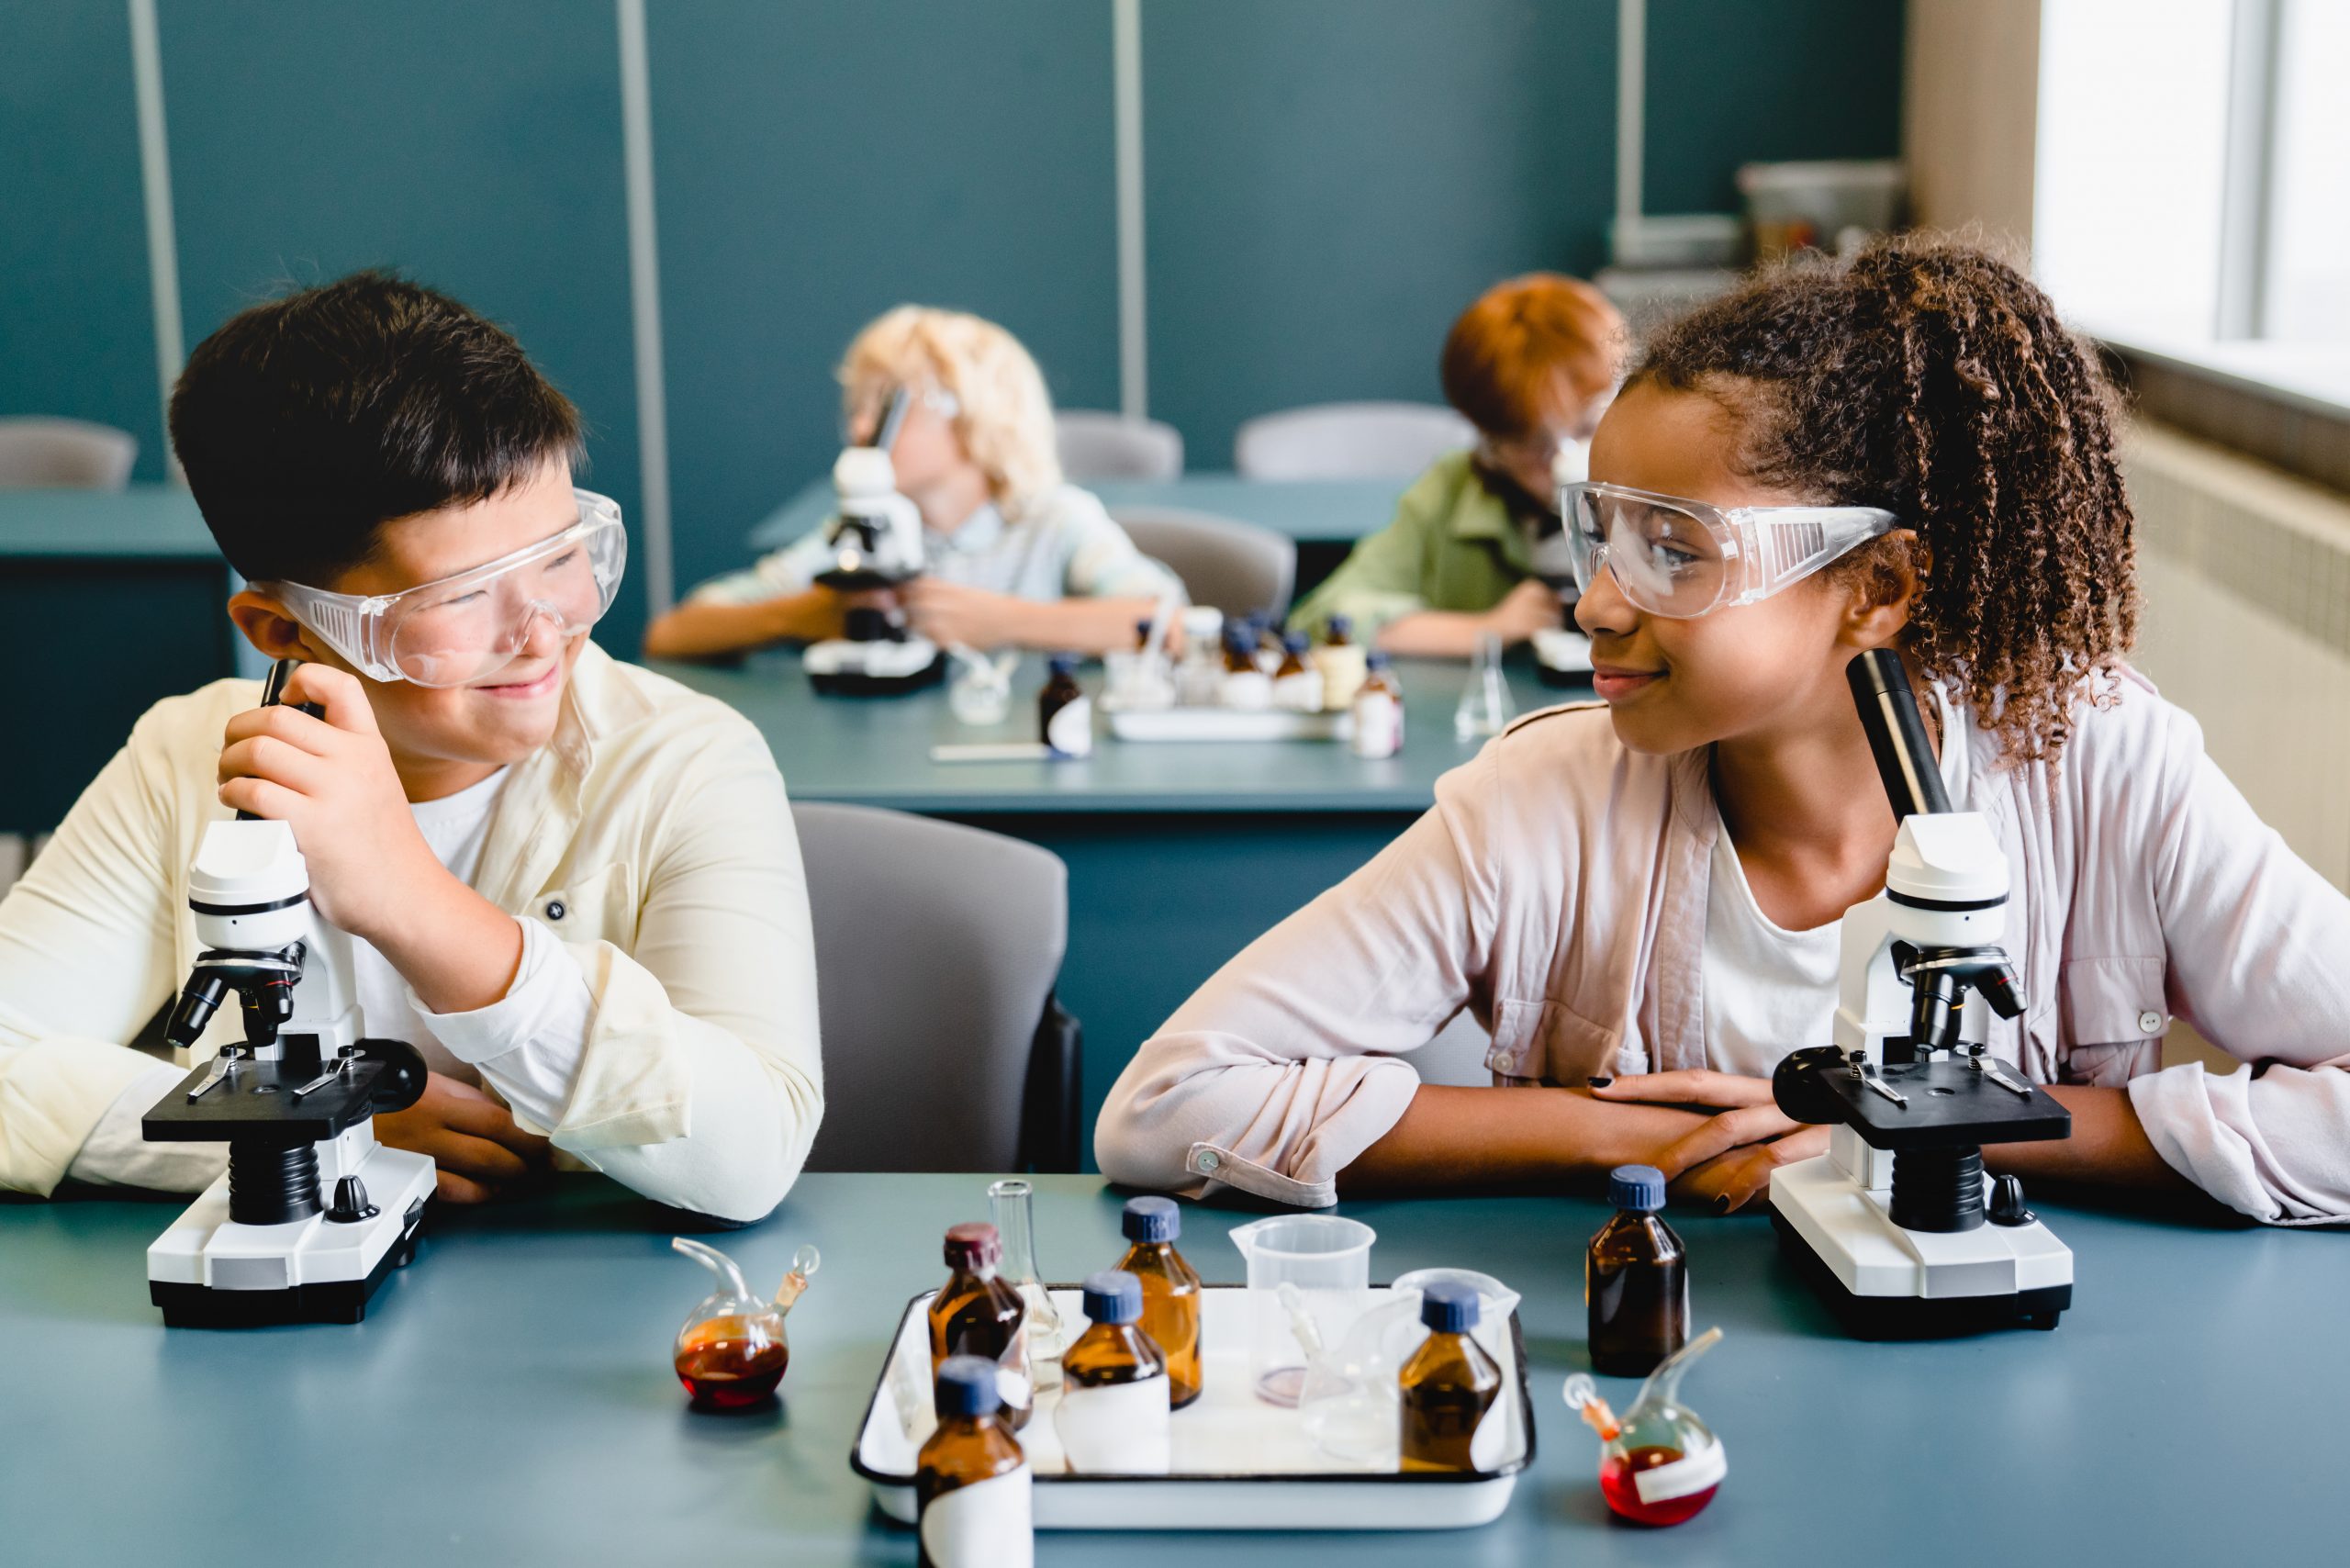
left=1586, top=1076, right=1613, bottom=1089
left=1712, top=1195, right=1731, bottom=1215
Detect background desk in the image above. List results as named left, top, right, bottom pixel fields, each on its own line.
left=0, top=487, right=250, bottom=833
left=2, top=1174, right=2335, bottom=1566
left=744, top=473, right=1410, bottom=601
left=655, top=651, right=1569, bottom=1155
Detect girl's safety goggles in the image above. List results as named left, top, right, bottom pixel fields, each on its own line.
left=1559, top=481, right=1897, bottom=619
left=263, top=488, right=628, bottom=687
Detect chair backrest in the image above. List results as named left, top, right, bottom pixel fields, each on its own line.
left=793, top=801, right=1072, bottom=1172
left=1056, top=409, right=1184, bottom=482
left=0, top=417, right=138, bottom=489
left=1233, top=401, right=1475, bottom=481
left=1111, top=506, right=1297, bottom=622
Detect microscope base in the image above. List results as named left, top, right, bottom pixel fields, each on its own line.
left=146, top=1145, right=435, bottom=1327
left=804, top=636, right=945, bottom=695
left=1769, top=1155, right=2072, bottom=1339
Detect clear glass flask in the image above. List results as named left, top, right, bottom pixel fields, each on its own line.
left=988, top=1179, right=1067, bottom=1392
left=1563, top=1326, right=1728, bottom=1527
left=1454, top=630, right=1516, bottom=741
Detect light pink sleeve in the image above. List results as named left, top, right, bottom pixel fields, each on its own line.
left=2126, top=707, right=2350, bottom=1223
left=1093, top=750, right=1504, bottom=1207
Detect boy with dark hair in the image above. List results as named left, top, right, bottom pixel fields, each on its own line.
left=0, top=274, right=822, bottom=1222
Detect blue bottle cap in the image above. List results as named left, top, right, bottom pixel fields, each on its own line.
left=1081, top=1270, right=1144, bottom=1325
left=1047, top=653, right=1080, bottom=677
left=1327, top=614, right=1352, bottom=635
left=1122, top=1195, right=1181, bottom=1243
left=1282, top=631, right=1309, bottom=655
left=935, top=1354, right=1002, bottom=1417
left=1365, top=651, right=1393, bottom=671
left=1420, top=1281, right=1481, bottom=1333
left=1136, top=619, right=1155, bottom=635
left=1608, top=1163, right=1667, bottom=1212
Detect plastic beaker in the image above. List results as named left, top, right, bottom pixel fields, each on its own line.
left=1227, top=1215, right=1376, bottom=1406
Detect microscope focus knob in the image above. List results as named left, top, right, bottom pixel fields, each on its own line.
left=327, top=1176, right=379, bottom=1225
left=1988, top=1174, right=2036, bottom=1227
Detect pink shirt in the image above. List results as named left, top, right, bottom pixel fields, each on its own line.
left=1094, top=671, right=2350, bottom=1223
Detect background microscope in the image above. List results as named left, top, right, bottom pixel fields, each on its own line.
left=1768, top=649, right=2075, bottom=1338
left=803, top=383, right=946, bottom=694
left=140, top=659, right=436, bottom=1327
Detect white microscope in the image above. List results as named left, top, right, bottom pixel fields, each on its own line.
left=803, top=384, right=946, bottom=695
left=1768, top=649, right=2074, bottom=1338
left=140, top=660, right=436, bottom=1327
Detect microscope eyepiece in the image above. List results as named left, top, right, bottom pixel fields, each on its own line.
left=1848, top=648, right=1952, bottom=820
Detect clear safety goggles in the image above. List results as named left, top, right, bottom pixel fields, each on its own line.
left=264, top=488, right=628, bottom=687
left=1560, top=481, right=1897, bottom=619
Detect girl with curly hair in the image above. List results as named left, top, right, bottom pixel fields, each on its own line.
left=1098, top=236, right=2350, bottom=1225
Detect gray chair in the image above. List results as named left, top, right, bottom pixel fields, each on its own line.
left=793, top=802, right=1080, bottom=1173
left=1112, top=506, right=1297, bottom=622
left=1234, top=401, right=1474, bottom=481
left=0, top=417, right=138, bottom=489
left=1057, top=409, right=1184, bottom=482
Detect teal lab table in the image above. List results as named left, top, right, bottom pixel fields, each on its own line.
left=0, top=487, right=245, bottom=832
left=655, top=650, right=1568, bottom=1155
left=2, top=1173, right=2335, bottom=1566
left=744, top=473, right=1407, bottom=599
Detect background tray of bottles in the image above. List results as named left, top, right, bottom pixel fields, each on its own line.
left=851, top=1284, right=1536, bottom=1531
left=1103, top=708, right=1353, bottom=744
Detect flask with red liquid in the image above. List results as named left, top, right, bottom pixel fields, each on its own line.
left=1563, top=1326, right=1727, bottom=1527
left=670, top=1237, right=820, bottom=1409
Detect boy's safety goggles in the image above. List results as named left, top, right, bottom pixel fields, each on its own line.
left=1559, top=481, right=1897, bottom=619
left=263, top=489, right=628, bottom=687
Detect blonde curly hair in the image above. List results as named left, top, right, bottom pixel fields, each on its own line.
left=839, top=306, right=1064, bottom=522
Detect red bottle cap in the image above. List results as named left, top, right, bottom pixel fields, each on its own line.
left=944, top=1223, right=1002, bottom=1269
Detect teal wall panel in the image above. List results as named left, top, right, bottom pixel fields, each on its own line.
left=1142, top=0, right=1620, bottom=470
left=154, top=0, right=650, bottom=654
left=1642, top=0, right=1906, bottom=213
left=647, top=0, right=1119, bottom=594
left=0, top=1, right=164, bottom=479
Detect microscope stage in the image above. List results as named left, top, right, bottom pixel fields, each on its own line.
left=1818, top=1058, right=2071, bottom=1148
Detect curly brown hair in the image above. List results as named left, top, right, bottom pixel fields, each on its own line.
left=1629, top=233, right=2139, bottom=768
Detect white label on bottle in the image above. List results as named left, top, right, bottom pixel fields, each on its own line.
left=1350, top=690, right=1403, bottom=757
left=1313, top=645, right=1367, bottom=710
left=1054, top=1373, right=1172, bottom=1473
left=1468, top=1399, right=1509, bottom=1473
left=920, top=1466, right=1034, bottom=1568
left=1272, top=669, right=1326, bottom=713
left=1220, top=669, right=1272, bottom=711
left=1631, top=1435, right=1726, bottom=1503
left=1045, top=694, right=1093, bottom=757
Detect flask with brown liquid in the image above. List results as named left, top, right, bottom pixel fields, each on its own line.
left=928, top=1222, right=1033, bottom=1428
left=1112, top=1195, right=1202, bottom=1408
left=1398, top=1282, right=1505, bottom=1472
left=1585, top=1163, right=1689, bottom=1376
left=917, top=1355, right=1034, bottom=1567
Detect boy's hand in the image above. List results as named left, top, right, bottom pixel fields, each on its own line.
left=375, top=1072, right=555, bottom=1204
left=215, top=663, right=447, bottom=944
left=901, top=578, right=1024, bottom=649
left=1480, top=579, right=1566, bottom=644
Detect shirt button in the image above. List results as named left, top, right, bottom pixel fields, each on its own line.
left=2137, top=1010, right=2164, bottom=1035
left=545, top=900, right=566, bottom=922
left=1193, top=1149, right=1221, bottom=1172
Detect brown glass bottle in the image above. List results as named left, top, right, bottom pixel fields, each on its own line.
left=1399, top=1282, right=1504, bottom=1473
left=917, top=1355, right=1033, bottom=1567
left=1058, top=1271, right=1171, bottom=1474
left=1586, top=1163, right=1689, bottom=1377
left=928, top=1222, right=1033, bottom=1429
left=1112, top=1195, right=1202, bottom=1408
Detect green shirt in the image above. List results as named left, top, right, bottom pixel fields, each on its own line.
left=1287, top=449, right=1535, bottom=641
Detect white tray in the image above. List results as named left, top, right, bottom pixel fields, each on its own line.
left=1105, top=708, right=1351, bottom=744
left=850, top=1284, right=1535, bottom=1531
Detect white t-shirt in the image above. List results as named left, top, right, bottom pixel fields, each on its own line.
left=1699, top=689, right=1971, bottom=1077
left=67, top=767, right=592, bottom=1189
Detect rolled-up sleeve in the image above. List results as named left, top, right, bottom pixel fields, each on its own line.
left=2132, top=710, right=2350, bottom=1224
left=540, top=723, right=825, bottom=1223
left=1094, top=750, right=1502, bottom=1206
